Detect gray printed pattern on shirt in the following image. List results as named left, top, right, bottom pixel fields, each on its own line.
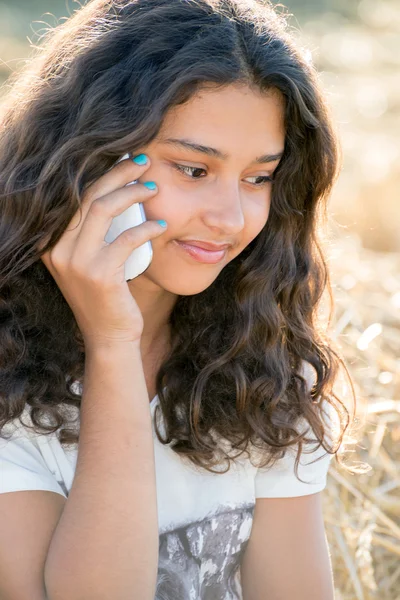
left=155, top=504, right=255, bottom=600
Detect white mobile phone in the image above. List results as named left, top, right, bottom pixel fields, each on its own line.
left=104, top=152, right=153, bottom=281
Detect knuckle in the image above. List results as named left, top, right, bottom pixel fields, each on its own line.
left=49, top=249, right=68, bottom=271
left=69, top=256, right=89, bottom=277
left=87, top=269, right=105, bottom=286
left=89, top=197, right=108, bottom=216
left=82, top=184, right=97, bottom=206
left=82, top=186, right=93, bottom=202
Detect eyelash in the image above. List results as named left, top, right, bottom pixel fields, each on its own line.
left=172, top=163, right=274, bottom=186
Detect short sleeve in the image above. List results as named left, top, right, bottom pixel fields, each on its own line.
left=0, top=417, right=67, bottom=498
left=255, top=435, right=333, bottom=498
left=254, top=361, right=336, bottom=498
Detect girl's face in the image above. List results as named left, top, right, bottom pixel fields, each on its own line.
left=133, top=83, right=285, bottom=296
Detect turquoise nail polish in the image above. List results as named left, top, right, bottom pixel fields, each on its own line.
left=157, top=220, right=167, bottom=228
left=132, top=154, right=148, bottom=165
left=143, top=181, right=157, bottom=190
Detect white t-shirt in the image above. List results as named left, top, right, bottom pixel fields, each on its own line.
left=0, top=362, right=334, bottom=600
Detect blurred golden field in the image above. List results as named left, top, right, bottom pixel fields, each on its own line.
left=322, top=235, right=400, bottom=600
left=0, top=1, right=399, bottom=598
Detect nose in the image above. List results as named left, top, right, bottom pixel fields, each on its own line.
left=201, top=181, right=245, bottom=235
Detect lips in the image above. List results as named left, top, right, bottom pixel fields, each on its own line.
left=176, top=240, right=231, bottom=251
left=173, top=240, right=228, bottom=264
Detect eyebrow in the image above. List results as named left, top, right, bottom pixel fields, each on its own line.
left=160, top=137, right=284, bottom=164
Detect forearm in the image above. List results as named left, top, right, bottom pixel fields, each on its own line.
left=44, top=342, right=159, bottom=600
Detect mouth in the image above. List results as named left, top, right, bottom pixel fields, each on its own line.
left=173, top=240, right=227, bottom=264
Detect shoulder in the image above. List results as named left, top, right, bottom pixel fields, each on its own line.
left=0, top=406, right=75, bottom=498
left=252, top=359, right=336, bottom=498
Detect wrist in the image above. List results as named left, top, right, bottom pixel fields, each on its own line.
left=84, top=338, right=142, bottom=356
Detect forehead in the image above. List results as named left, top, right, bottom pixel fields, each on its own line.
left=157, top=84, right=286, bottom=153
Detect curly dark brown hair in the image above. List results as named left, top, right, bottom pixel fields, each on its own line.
left=0, top=0, right=356, bottom=477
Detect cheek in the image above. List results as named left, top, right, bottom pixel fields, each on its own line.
left=244, top=194, right=272, bottom=238
left=137, top=160, right=186, bottom=226
left=141, top=184, right=186, bottom=228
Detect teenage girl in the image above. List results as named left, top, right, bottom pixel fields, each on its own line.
left=0, top=0, right=354, bottom=598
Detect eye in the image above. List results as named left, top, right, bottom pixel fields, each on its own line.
left=245, top=175, right=274, bottom=186
left=173, top=164, right=206, bottom=179
left=173, top=164, right=274, bottom=186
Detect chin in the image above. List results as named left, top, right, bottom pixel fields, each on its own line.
left=147, top=269, right=225, bottom=296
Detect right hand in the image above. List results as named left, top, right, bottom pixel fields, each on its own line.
left=40, top=154, right=167, bottom=348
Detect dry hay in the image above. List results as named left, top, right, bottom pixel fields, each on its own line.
left=323, top=233, right=400, bottom=600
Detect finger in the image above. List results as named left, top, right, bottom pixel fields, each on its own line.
left=72, top=182, right=158, bottom=261
left=99, top=219, right=167, bottom=271
left=63, top=154, right=152, bottom=242
left=85, top=154, right=150, bottom=205
left=41, top=154, right=152, bottom=270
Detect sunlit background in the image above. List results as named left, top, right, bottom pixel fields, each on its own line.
left=1, top=1, right=400, bottom=598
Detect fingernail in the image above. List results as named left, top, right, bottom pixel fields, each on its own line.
left=143, top=181, right=157, bottom=190
left=157, top=220, right=168, bottom=228
left=132, top=154, right=148, bottom=165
